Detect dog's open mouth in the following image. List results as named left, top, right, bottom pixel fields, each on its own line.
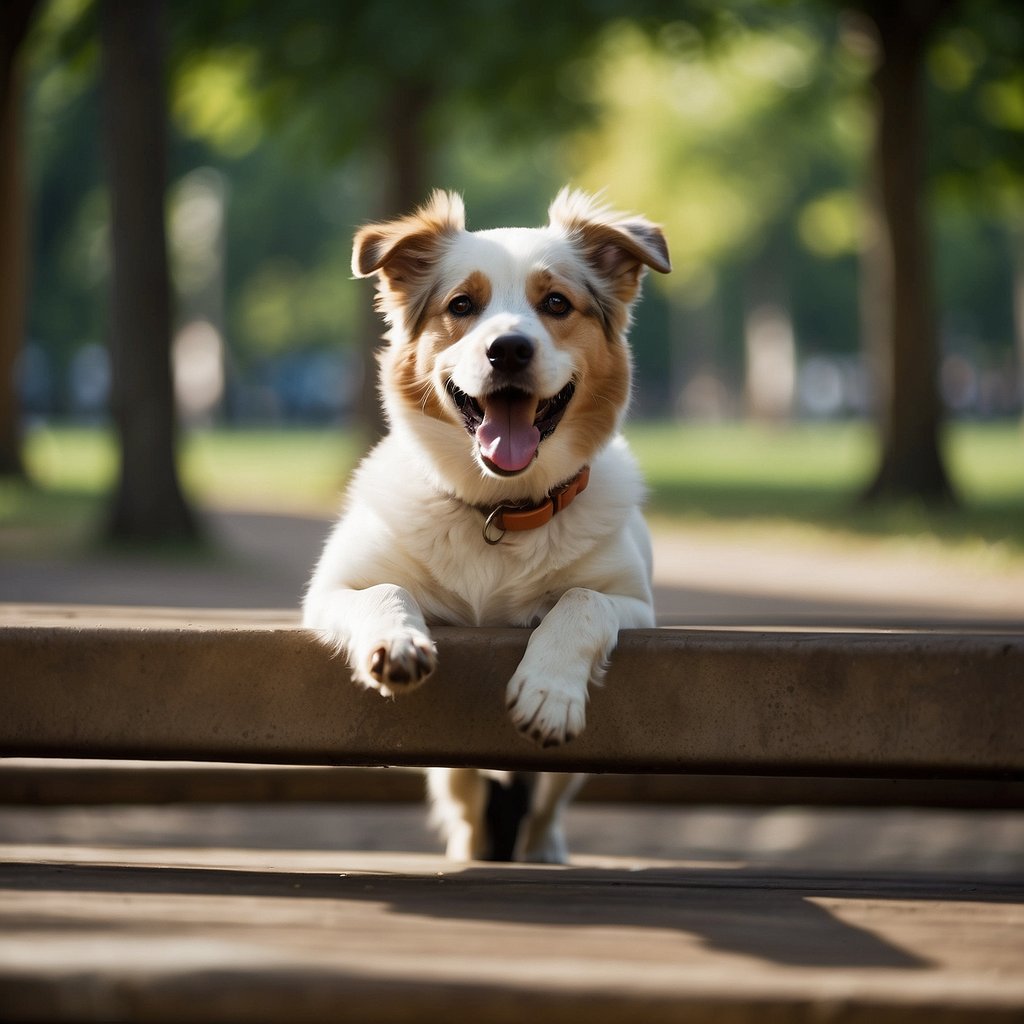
left=446, top=380, right=576, bottom=475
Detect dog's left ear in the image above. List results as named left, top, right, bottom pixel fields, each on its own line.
left=549, top=189, right=671, bottom=302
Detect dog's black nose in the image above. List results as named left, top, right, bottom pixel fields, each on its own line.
left=487, top=334, right=534, bottom=373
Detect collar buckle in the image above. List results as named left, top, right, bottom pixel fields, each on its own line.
left=480, top=466, right=591, bottom=545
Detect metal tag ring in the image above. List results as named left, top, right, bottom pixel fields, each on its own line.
left=482, top=506, right=508, bottom=545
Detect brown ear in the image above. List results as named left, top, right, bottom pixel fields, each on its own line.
left=352, top=190, right=465, bottom=280
left=590, top=218, right=671, bottom=277
left=351, top=191, right=465, bottom=333
left=548, top=188, right=670, bottom=302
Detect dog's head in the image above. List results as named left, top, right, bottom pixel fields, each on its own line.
left=353, top=189, right=670, bottom=501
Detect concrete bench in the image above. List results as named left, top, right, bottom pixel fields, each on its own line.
left=2, top=606, right=1022, bottom=779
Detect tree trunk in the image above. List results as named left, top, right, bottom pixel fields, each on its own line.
left=860, top=0, right=957, bottom=504
left=0, top=0, right=40, bottom=477
left=100, top=0, right=198, bottom=541
left=356, top=82, right=433, bottom=447
left=1011, top=223, right=1024, bottom=424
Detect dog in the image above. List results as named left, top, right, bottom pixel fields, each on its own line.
left=303, top=188, right=670, bottom=862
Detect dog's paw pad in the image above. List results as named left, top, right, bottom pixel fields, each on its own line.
left=369, top=647, right=387, bottom=678
left=365, top=634, right=436, bottom=695
left=506, top=677, right=586, bottom=748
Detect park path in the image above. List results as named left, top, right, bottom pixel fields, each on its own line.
left=1, top=507, right=1022, bottom=627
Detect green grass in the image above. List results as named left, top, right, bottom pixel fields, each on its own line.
left=3, top=420, right=1023, bottom=565
left=0, top=482, right=104, bottom=555
left=179, top=428, right=359, bottom=511
left=1, top=425, right=359, bottom=557
left=20, top=425, right=360, bottom=510
left=627, top=420, right=1024, bottom=563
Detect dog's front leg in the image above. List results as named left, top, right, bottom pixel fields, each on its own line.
left=506, top=588, right=651, bottom=747
left=303, top=584, right=436, bottom=697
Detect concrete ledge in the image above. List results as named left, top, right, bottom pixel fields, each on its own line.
left=2, top=609, right=1022, bottom=778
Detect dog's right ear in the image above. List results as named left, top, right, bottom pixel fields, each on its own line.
left=352, top=191, right=464, bottom=335
left=352, top=190, right=465, bottom=280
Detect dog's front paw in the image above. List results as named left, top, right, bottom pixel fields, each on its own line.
left=357, top=632, right=436, bottom=697
left=506, top=674, right=586, bottom=748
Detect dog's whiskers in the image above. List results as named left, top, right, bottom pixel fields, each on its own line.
left=405, top=376, right=434, bottom=414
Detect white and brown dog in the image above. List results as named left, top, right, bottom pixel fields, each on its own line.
left=303, top=189, right=670, bottom=862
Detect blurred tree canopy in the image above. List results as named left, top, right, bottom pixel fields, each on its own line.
left=7, top=0, right=1024, bottom=507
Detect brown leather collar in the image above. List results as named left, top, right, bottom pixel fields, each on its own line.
left=481, top=465, right=590, bottom=545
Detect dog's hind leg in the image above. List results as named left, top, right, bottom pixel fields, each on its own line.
left=483, top=773, right=535, bottom=861
left=426, top=767, right=488, bottom=861
left=428, top=769, right=566, bottom=862
left=518, top=772, right=586, bottom=864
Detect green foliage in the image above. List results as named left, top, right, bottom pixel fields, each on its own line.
left=927, top=0, right=1024, bottom=218
left=172, top=45, right=264, bottom=158
left=23, top=2, right=105, bottom=383
left=568, top=12, right=870, bottom=301
left=18, top=0, right=1024, bottom=414
left=167, top=0, right=650, bottom=170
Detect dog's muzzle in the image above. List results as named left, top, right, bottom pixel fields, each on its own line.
left=445, top=378, right=576, bottom=476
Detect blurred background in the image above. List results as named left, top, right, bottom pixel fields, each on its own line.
left=0, top=0, right=1022, bottom=607
left=1, top=0, right=1022, bottom=878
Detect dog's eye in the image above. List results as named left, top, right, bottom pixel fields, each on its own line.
left=448, top=295, right=475, bottom=317
left=540, top=293, right=572, bottom=317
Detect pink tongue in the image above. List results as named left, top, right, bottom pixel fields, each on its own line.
left=477, top=393, right=540, bottom=472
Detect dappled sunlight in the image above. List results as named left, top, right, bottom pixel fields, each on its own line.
left=2, top=801, right=1021, bottom=988
left=172, top=47, right=264, bottom=158
left=569, top=20, right=870, bottom=299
